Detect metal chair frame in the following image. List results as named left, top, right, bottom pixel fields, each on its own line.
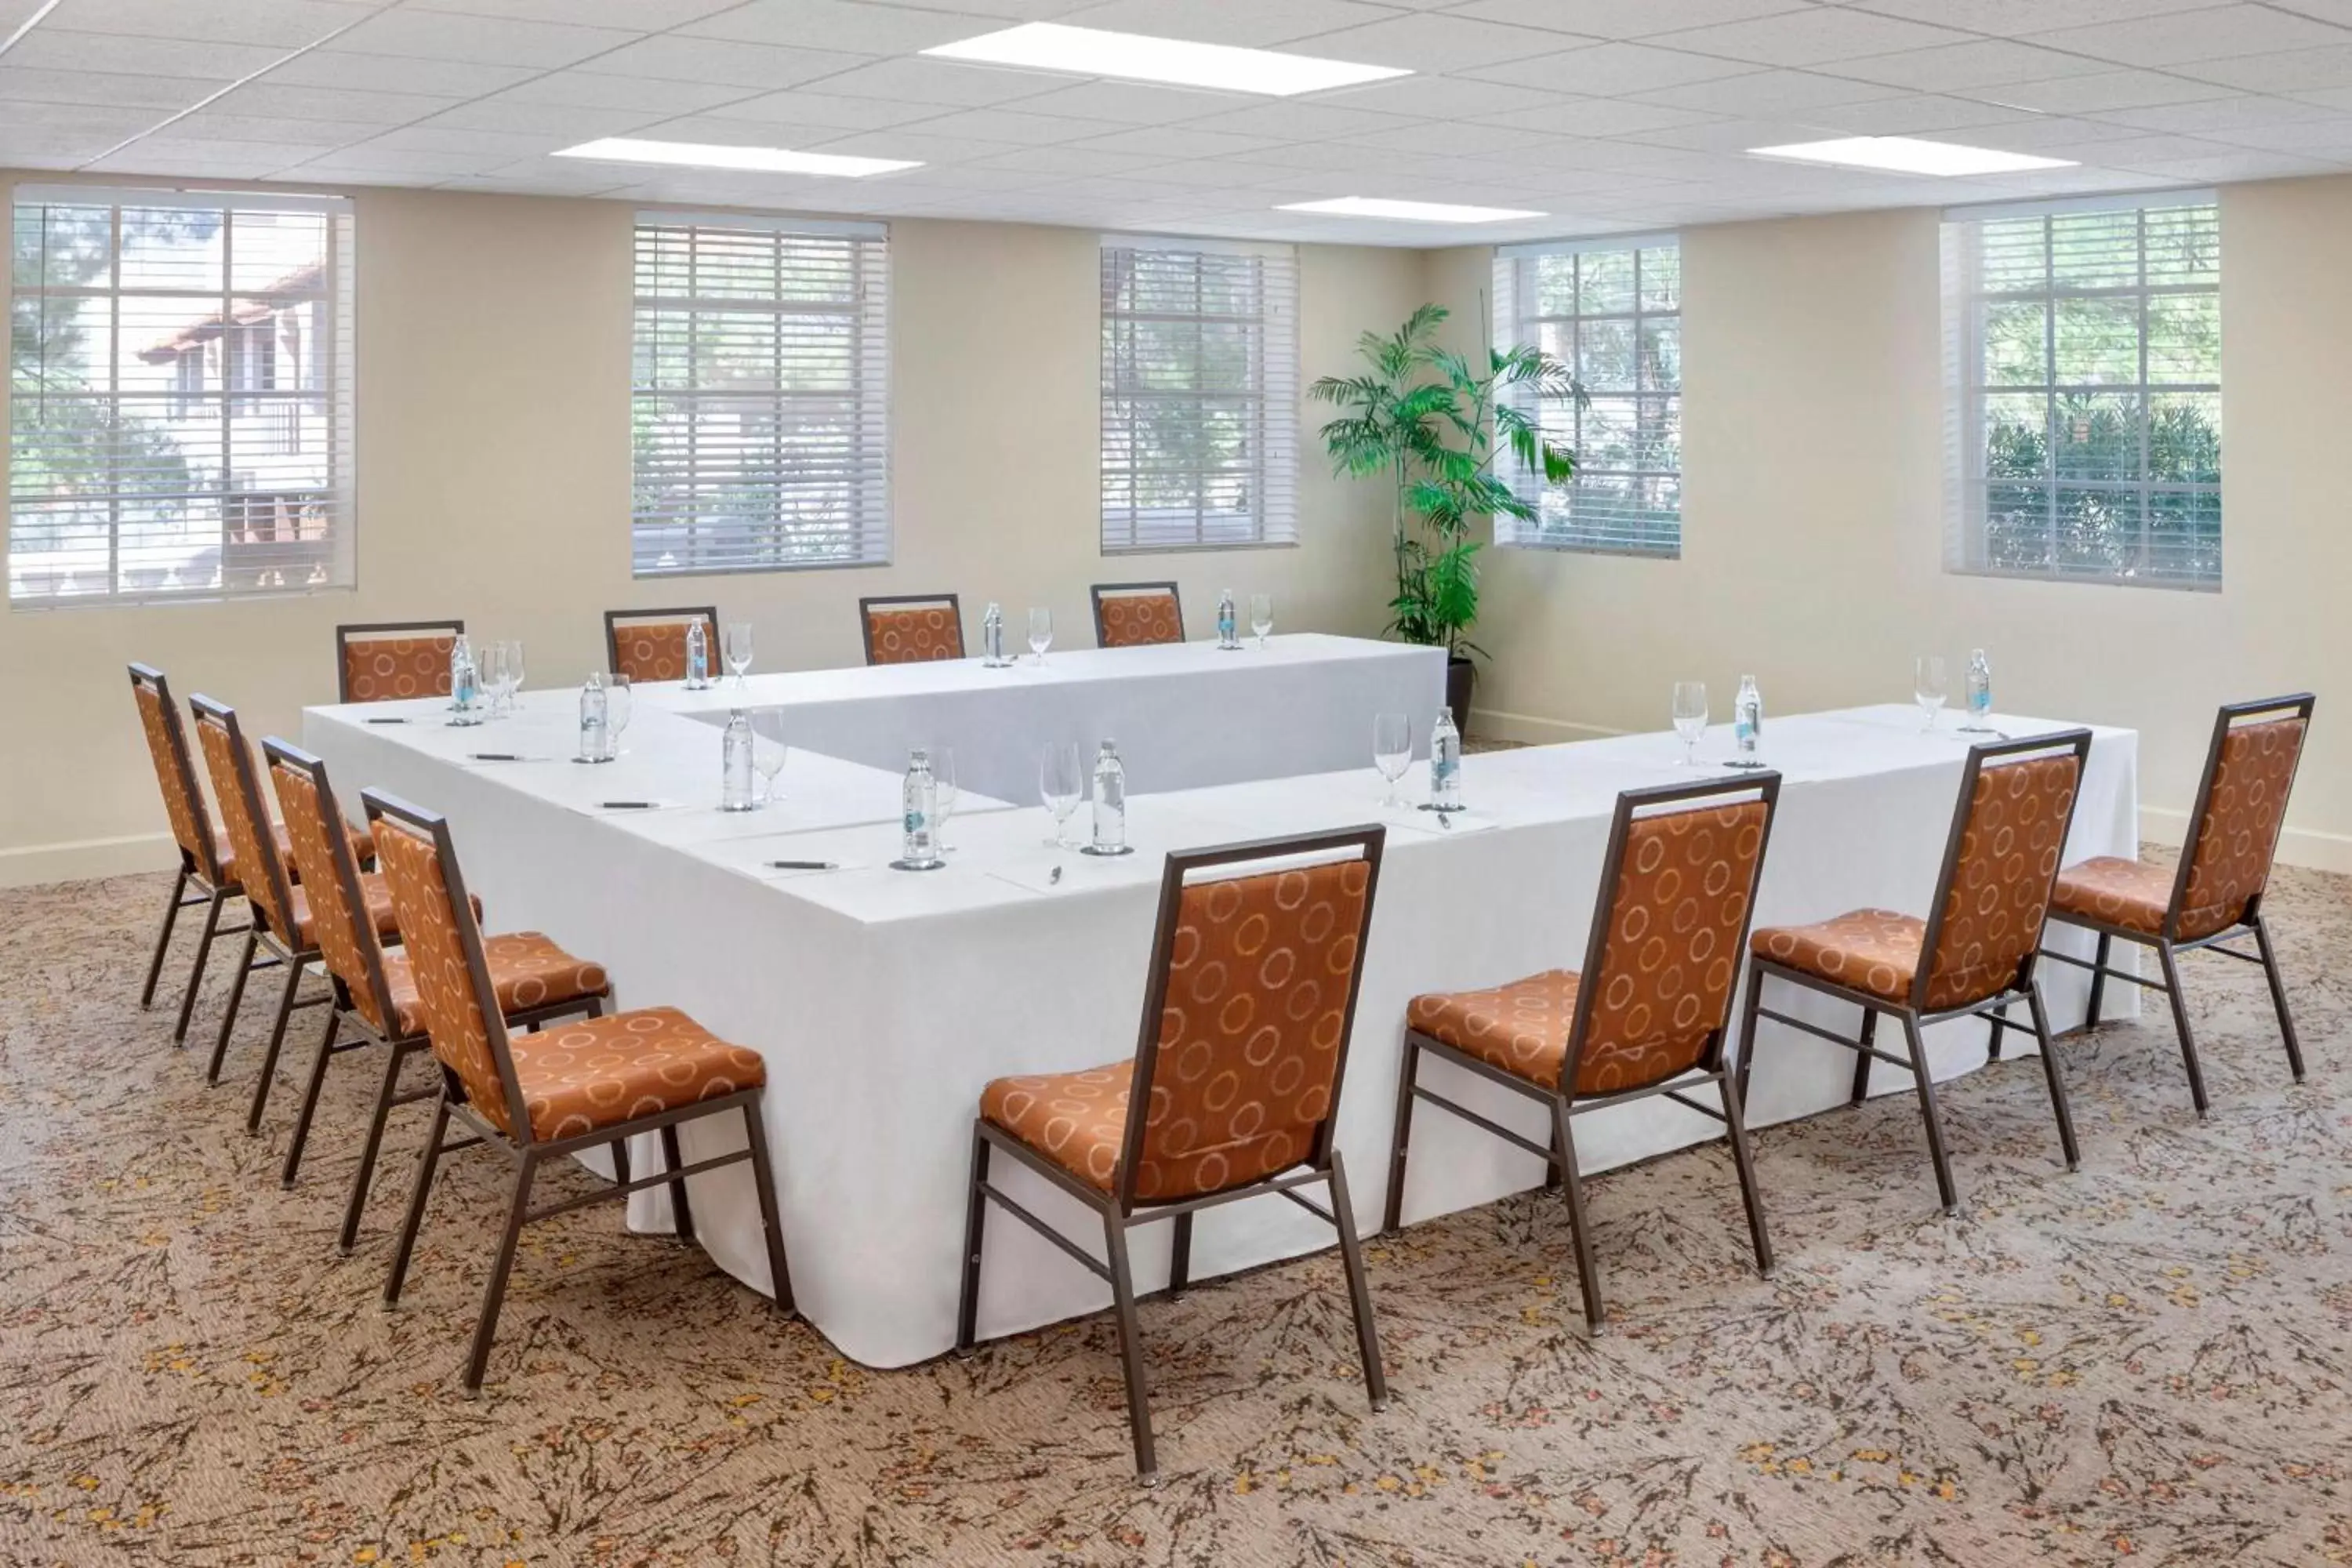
left=129, top=663, right=256, bottom=1046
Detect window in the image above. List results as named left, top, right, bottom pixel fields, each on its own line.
left=1100, top=238, right=1298, bottom=552
left=9, top=187, right=355, bottom=606
left=1943, top=193, right=2220, bottom=589
left=632, top=213, right=890, bottom=575
left=1493, top=235, right=1680, bottom=556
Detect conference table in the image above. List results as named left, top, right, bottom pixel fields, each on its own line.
left=305, top=636, right=2136, bottom=1370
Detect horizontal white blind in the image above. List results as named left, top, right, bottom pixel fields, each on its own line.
left=1101, top=238, right=1298, bottom=553
left=633, top=214, right=890, bottom=575
left=10, top=187, right=356, bottom=606
left=1494, top=234, right=1679, bottom=557
left=1942, top=194, right=2220, bottom=590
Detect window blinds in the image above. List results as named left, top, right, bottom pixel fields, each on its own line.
left=9, top=187, right=356, bottom=606
left=1100, top=238, right=1298, bottom=553
left=1493, top=234, right=1681, bottom=557
left=1942, top=192, right=2220, bottom=590
left=632, top=213, right=891, bottom=576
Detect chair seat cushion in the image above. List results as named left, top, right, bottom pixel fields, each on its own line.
left=1406, top=969, right=1581, bottom=1089
left=2050, top=856, right=2170, bottom=935
left=380, top=932, right=608, bottom=1038
left=1751, top=909, right=1926, bottom=1004
left=510, top=1007, right=765, bottom=1142
left=980, top=1060, right=1309, bottom=1201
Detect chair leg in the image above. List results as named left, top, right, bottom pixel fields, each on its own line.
left=1718, top=1069, right=1774, bottom=1276
left=463, top=1152, right=539, bottom=1394
left=2252, top=914, right=2305, bottom=1083
left=2024, top=982, right=2081, bottom=1172
left=2085, top=932, right=2113, bottom=1027
left=1101, top=1209, right=1158, bottom=1483
left=172, top=890, right=228, bottom=1046
left=1849, top=1006, right=1878, bottom=1106
left=1325, top=1149, right=1388, bottom=1411
left=1733, top=967, right=1766, bottom=1114
left=279, top=1005, right=340, bottom=1187
left=1898, top=1012, right=1961, bottom=1216
left=205, top=928, right=260, bottom=1084
left=659, top=1123, right=695, bottom=1242
left=1381, top=1035, right=1420, bottom=1233
left=339, top=1040, right=414, bottom=1255
left=245, top=953, right=307, bottom=1135
left=609, top=1135, right=631, bottom=1189
left=1549, top=1098, right=1606, bottom=1331
left=140, top=867, right=190, bottom=1009
left=739, top=1096, right=795, bottom=1316
left=954, top=1125, right=991, bottom=1356
left=2156, top=941, right=2210, bottom=1120
left=383, top=1094, right=452, bottom=1308
left=1167, top=1211, right=1193, bottom=1300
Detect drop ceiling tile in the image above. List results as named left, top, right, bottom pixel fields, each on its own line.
left=263, top=48, right=541, bottom=95
left=902, top=106, right=1127, bottom=144
left=1464, top=41, right=1757, bottom=94
left=801, top=127, right=1029, bottom=162
left=2201, top=114, right=2352, bottom=148
left=1616, top=113, right=1842, bottom=151
left=2028, top=5, right=2352, bottom=67
left=1283, top=13, right=1599, bottom=71
left=413, top=99, right=666, bottom=137
left=489, top=72, right=759, bottom=113
left=1649, top=9, right=1975, bottom=67
left=1074, top=123, right=1287, bottom=158
left=1449, top=0, right=1807, bottom=40
left=41, top=0, right=378, bottom=49
left=209, top=81, right=466, bottom=122
left=2100, top=93, right=2340, bottom=132
left=2174, top=45, right=2352, bottom=93
left=797, top=56, right=1071, bottom=107
left=165, top=111, right=387, bottom=144
left=2269, top=0, right=2352, bottom=18
left=1313, top=73, right=1577, bottom=118
left=2291, top=83, right=2352, bottom=110
left=2122, top=149, right=2346, bottom=177
left=0, top=102, right=166, bottom=141
left=1846, top=0, right=2217, bottom=32
left=2044, top=131, right=2245, bottom=165
left=1160, top=99, right=1409, bottom=141
left=1828, top=41, right=2118, bottom=93
left=362, top=123, right=572, bottom=158
left=1632, top=67, right=1903, bottom=114
left=1955, top=114, right=2183, bottom=151
left=691, top=91, right=945, bottom=130
left=1476, top=96, right=1722, bottom=135
left=4, top=29, right=289, bottom=81
left=1000, top=80, right=1238, bottom=122
left=1053, top=0, right=1402, bottom=46
left=330, top=10, right=643, bottom=69
left=1958, top=70, right=2238, bottom=114
left=0, top=65, right=229, bottom=111
left=287, top=143, right=514, bottom=174
left=967, top=142, right=1162, bottom=175
left=680, top=1, right=1001, bottom=56
left=408, top=0, right=740, bottom=24
left=1350, top=117, right=1581, bottom=155
left=571, top=36, right=866, bottom=90
left=1791, top=92, right=2032, bottom=133
left=81, top=144, right=299, bottom=176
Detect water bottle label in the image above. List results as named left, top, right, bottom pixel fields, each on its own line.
left=904, top=811, right=925, bottom=834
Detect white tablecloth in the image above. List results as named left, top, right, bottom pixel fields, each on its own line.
left=307, top=679, right=2137, bottom=1370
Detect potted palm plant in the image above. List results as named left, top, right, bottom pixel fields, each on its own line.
left=1311, top=303, right=1581, bottom=735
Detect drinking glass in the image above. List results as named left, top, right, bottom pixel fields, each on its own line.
left=934, top=747, right=960, bottom=851
left=748, top=706, right=788, bottom=806
left=1671, top=681, right=1708, bottom=765
left=1040, top=740, right=1082, bottom=848
left=505, top=638, right=526, bottom=706
left=606, top=673, right=633, bottom=753
left=723, top=622, right=754, bottom=688
left=1250, top=593, right=1273, bottom=650
left=1914, top=655, right=1947, bottom=731
left=1028, top=608, right=1052, bottom=664
left=480, top=641, right=510, bottom=717
left=1373, top=712, right=1410, bottom=807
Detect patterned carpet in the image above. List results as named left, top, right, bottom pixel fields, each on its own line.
left=2, top=855, right=2348, bottom=1567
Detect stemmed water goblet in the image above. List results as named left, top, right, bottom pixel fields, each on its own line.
left=1672, top=681, right=1708, bottom=765
left=723, top=622, right=754, bottom=691
left=1040, top=740, right=1082, bottom=848
left=934, top=748, right=960, bottom=851
left=1915, top=655, right=1948, bottom=731
left=1373, top=712, right=1410, bottom=807
left=748, top=706, right=788, bottom=807
left=1250, top=593, right=1273, bottom=650
left=1028, top=608, right=1053, bottom=665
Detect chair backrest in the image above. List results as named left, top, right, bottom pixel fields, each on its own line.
left=337, top=619, right=463, bottom=703
left=1915, top=729, right=2094, bottom=1013
left=1116, top=826, right=1385, bottom=1209
left=2170, top=694, right=2314, bottom=941
left=859, top=594, right=964, bottom=665
left=1091, top=582, right=1184, bottom=648
left=128, top=663, right=223, bottom=885
left=362, top=789, right=532, bottom=1140
left=188, top=695, right=297, bottom=944
left=604, top=605, right=720, bottom=684
left=1563, top=773, right=1780, bottom=1098
left=266, top=739, right=397, bottom=1036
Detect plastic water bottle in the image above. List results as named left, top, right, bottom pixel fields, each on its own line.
left=449, top=633, right=478, bottom=717
left=578, top=671, right=608, bottom=762
left=685, top=621, right=710, bottom=690
left=720, top=710, right=756, bottom=811
left=1733, top=673, right=1764, bottom=767
left=982, top=602, right=1008, bottom=667
left=1963, top=648, right=1993, bottom=731
left=901, top=749, right=938, bottom=866
left=1091, top=739, right=1127, bottom=853
left=1428, top=706, right=1463, bottom=811
left=1217, top=589, right=1240, bottom=650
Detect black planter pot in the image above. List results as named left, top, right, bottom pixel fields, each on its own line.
left=1445, top=655, right=1475, bottom=739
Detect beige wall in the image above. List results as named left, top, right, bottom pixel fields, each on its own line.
left=1434, top=173, right=2352, bottom=871
left=0, top=179, right=1422, bottom=884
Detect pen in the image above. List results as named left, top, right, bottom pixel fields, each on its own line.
left=364, top=717, right=409, bottom=725
left=601, top=800, right=658, bottom=810
left=470, top=752, right=526, bottom=761
left=766, top=858, right=839, bottom=871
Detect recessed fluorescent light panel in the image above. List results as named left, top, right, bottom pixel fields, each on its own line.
left=552, top=138, right=920, bottom=177
left=1748, top=136, right=2075, bottom=176
left=1278, top=198, right=1545, bottom=223
left=923, top=23, right=1409, bottom=96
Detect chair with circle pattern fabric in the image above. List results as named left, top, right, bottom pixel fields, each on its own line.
left=1090, top=582, right=1185, bottom=649
left=603, top=605, right=720, bottom=685
left=1387, top=773, right=1781, bottom=1333
left=1735, top=730, right=2093, bottom=1217
left=858, top=593, right=964, bottom=665
left=956, top=826, right=1388, bottom=1483
left=337, top=619, right=464, bottom=704
left=361, top=789, right=793, bottom=1392
left=2039, top=694, right=2314, bottom=1120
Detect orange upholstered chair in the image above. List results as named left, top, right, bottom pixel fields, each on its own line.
left=604, top=605, right=720, bottom=684
left=955, top=827, right=1388, bottom=1483
left=363, top=789, right=793, bottom=1392
left=337, top=619, right=463, bottom=703
left=1388, top=774, right=1780, bottom=1330
left=264, top=740, right=611, bottom=1248
left=858, top=593, right=964, bottom=665
left=2041, top=694, right=2314, bottom=1118
left=1091, top=582, right=1184, bottom=648
left=1737, top=731, right=2093, bottom=1215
